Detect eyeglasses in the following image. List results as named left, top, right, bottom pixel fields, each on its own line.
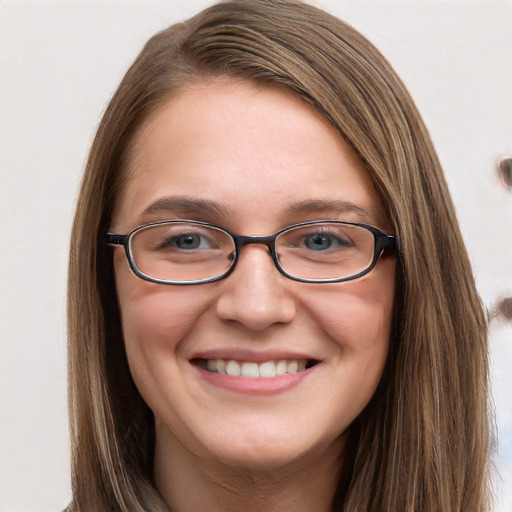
left=102, top=219, right=397, bottom=285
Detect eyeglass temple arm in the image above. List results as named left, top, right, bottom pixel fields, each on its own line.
left=102, top=233, right=128, bottom=246
left=380, top=234, right=398, bottom=252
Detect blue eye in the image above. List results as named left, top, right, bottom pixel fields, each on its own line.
left=161, top=233, right=212, bottom=250
left=305, top=233, right=333, bottom=250
left=304, top=233, right=350, bottom=251
left=172, top=234, right=203, bottom=249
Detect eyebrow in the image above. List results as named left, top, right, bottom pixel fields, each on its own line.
left=287, top=199, right=376, bottom=221
left=140, top=196, right=378, bottom=224
left=141, top=197, right=231, bottom=218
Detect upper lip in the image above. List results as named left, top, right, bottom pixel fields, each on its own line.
left=189, top=348, right=320, bottom=363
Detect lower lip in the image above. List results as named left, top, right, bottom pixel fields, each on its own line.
left=193, top=365, right=315, bottom=395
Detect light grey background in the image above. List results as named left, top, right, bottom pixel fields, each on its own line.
left=1, top=1, right=511, bottom=510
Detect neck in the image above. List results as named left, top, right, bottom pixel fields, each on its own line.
left=154, top=427, right=346, bottom=512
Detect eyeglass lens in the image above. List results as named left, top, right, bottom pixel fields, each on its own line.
left=128, top=221, right=376, bottom=283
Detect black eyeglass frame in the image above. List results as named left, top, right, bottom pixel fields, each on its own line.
left=102, top=219, right=397, bottom=285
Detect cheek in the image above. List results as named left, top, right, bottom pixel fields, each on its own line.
left=114, top=255, right=207, bottom=383
left=310, top=264, right=395, bottom=422
left=119, top=288, right=201, bottom=346
left=304, top=260, right=395, bottom=352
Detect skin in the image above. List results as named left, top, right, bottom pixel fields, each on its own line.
left=112, top=80, right=396, bottom=512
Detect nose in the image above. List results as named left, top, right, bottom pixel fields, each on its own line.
left=215, top=245, right=297, bottom=331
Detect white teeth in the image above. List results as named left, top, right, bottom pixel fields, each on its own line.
left=226, top=360, right=241, bottom=376
left=276, top=360, right=287, bottom=376
left=241, top=362, right=259, bottom=378
left=287, top=360, right=298, bottom=374
left=202, top=358, right=310, bottom=378
left=216, top=359, right=227, bottom=374
left=259, top=361, right=276, bottom=378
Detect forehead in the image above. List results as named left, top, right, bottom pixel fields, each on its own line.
left=114, top=80, right=385, bottom=231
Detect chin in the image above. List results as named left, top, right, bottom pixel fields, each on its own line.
left=193, top=420, right=345, bottom=472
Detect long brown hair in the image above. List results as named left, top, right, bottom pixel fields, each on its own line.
left=67, top=1, right=491, bottom=510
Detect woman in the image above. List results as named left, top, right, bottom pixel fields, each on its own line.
left=67, top=0, right=491, bottom=510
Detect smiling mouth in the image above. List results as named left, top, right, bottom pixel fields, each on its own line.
left=194, top=358, right=318, bottom=378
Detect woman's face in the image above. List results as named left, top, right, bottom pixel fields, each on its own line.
left=113, top=80, right=395, bottom=470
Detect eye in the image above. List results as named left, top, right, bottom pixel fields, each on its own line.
left=164, top=233, right=211, bottom=250
left=303, top=232, right=351, bottom=251
left=305, top=233, right=332, bottom=250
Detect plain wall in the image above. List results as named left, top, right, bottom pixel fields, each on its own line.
left=1, top=1, right=511, bottom=510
